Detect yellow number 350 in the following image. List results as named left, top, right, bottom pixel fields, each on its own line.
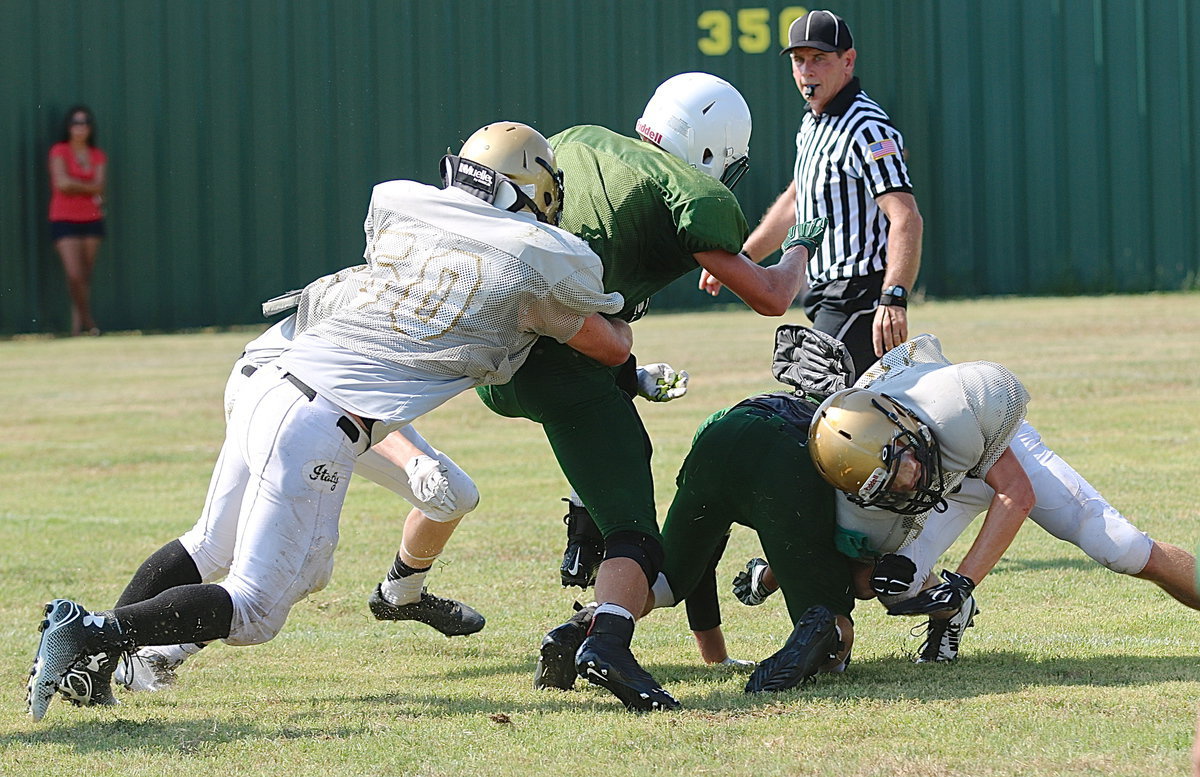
left=697, top=7, right=808, bottom=56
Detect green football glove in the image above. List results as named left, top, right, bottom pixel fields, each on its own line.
left=781, top=217, right=828, bottom=256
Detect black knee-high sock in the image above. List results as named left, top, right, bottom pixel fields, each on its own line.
left=112, top=583, right=233, bottom=646
left=116, top=539, right=202, bottom=608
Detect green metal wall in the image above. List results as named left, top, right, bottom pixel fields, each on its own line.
left=2, top=1, right=1197, bottom=335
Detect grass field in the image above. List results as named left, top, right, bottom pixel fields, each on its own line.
left=2, top=293, right=1199, bottom=777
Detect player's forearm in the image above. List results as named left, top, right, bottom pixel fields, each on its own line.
left=565, top=314, right=632, bottom=366
left=742, top=181, right=798, bottom=263
left=956, top=495, right=1028, bottom=584
left=692, top=626, right=731, bottom=664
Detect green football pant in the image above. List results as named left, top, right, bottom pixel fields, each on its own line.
left=476, top=337, right=661, bottom=544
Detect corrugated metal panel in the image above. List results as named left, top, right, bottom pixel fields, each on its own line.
left=1, top=1, right=1197, bottom=335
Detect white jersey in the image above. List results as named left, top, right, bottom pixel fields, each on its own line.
left=276, top=182, right=624, bottom=425
left=836, top=335, right=1031, bottom=555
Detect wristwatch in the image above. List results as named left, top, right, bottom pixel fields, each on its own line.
left=879, top=285, right=908, bottom=308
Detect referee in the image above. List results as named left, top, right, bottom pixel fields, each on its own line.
left=739, top=9, right=923, bottom=377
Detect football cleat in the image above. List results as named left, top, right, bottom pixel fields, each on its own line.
left=533, top=603, right=595, bottom=691
left=27, top=599, right=130, bottom=720
left=745, top=605, right=839, bottom=694
left=58, top=650, right=121, bottom=708
left=575, top=613, right=680, bottom=712
left=560, top=499, right=604, bottom=589
left=115, top=644, right=203, bottom=693
left=915, top=594, right=979, bottom=663
left=368, top=585, right=485, bottom=637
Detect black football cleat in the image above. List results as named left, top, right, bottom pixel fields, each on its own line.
left=745, top=605, right=839, bottom=694
left=533, top=603, right=595, bottom=691
left=368, top=585, right=485, bottom=637
left=575, top=612, right=680, bottom=712
left=560, top=499, right=604, bottom=589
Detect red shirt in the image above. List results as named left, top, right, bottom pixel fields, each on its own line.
left=48, top=142, right=107, bottom=222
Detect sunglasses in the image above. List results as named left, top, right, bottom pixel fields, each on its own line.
left=70, top=118, right=91, bottom=126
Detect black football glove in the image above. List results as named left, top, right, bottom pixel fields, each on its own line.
left=885, top=569, right=976, bottom=616
left=871, top=553, right=919, bottom=598
left=732, top=558, right=775, bottom=606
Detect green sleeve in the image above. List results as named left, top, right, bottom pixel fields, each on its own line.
left=835, top=526, right=879, bottom=560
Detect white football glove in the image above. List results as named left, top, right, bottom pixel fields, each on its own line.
left=715, top=656, right=757, bottom=670
left=732, top=557, right=775, bottom=606
left=636, top=363, right=689, bottom=402
left=404, top=455, right=456, bottom=516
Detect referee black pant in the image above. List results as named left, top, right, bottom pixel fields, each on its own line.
left=802, top=271, right=885, bottom=380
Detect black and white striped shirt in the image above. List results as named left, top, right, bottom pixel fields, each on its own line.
left=793, top=78, right=912, bottom=284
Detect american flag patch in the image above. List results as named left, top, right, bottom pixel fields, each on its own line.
left=868, top=139, right=898, bottom=160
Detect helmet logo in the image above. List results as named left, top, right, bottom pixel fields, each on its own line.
left=859, top=466, right=888, bottom=500
left=635, top=120, right=663, bottom=146
left=457, top=160, right=495, bottom=189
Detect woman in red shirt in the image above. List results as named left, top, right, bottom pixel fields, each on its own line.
left=49, top=105, right=108, bottom=336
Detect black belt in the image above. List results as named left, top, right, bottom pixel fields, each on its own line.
left=281, top=371, right=374, bottom=445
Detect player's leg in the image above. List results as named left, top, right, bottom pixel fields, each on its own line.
left=113, top=364, right=264, bottom=693
left=1007, top=423, right=1198, bottom=606
left=356, top=426, right=484, bottom=635
left=218, top=370, right=365, bottom=646
left=495, top=341, right=676, bottom=710
left=739, top=412, right=853, bottom=689
left=1133, top=541, right=1199, bottom=609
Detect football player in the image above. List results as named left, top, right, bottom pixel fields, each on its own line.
left=744, top=335, right=1199, bottom=664
left=473, top=73, right=826, bottom=712
left=27, top=122, right=632, bottom=721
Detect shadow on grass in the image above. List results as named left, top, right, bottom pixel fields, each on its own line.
left=5, top=651, right=1196, bottom=747
left=660, top=650, right=1200, bottom=710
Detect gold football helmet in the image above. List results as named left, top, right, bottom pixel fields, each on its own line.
left=808, top=388, right=945, bottom=515
left=443, top=121, right=565, bottom=225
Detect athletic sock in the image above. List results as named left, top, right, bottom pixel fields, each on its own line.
left=593, top=603, right=635, bottom=621
left=116, top=539, right=202, bottom=607
left=113, top=583, right=234, bottom=646
left=381, top=555, right=431, bottom=605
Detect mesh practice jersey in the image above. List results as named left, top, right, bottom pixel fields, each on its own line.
left=836, top=335, right=1031, bottom=554
left=277, top=182, right=624, bottom=426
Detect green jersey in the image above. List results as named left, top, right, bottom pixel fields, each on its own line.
left=550, top=125, right=749, bottom=320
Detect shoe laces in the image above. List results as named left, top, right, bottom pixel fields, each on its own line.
left=912, top=618, right=950, bottom=661
left=419, top=590, right=460, bottom=615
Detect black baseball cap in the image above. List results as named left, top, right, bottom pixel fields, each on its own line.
left=781, top=10, right=854, bottom=55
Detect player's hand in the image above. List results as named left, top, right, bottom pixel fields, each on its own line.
left=885, top=569, right=975, bottom=616
left=781, top=217, right=828, bottom=256
left=636, top=363, right=689, bottom=402
left=404, top=455, right=456, bottom=516
left=714, top=656, right=756, bottom=670
left=870, top=553, right=919, bottom=598
left=732, top=557, right=775, bottom=606
left=698, top=269, right=723, bottom=296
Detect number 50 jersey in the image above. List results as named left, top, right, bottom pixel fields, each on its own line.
left=301, top=180, right=624, bottom=387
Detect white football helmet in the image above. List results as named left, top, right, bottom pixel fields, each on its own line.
left=635, top=72, right=751, bottom=189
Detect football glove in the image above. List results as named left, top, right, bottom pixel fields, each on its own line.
left=781, top=217, right=828, bottom=256
left=885, top=569, right=976, bottom=616
left=715, top=656, right=756, bottom=670
left=636, top=363, right=689, bottom=402
left=871, top=553, right=919, bottom=598
left=732, top=557, right=775, bottom=606
left=404, top=455, right=456, bottom=517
